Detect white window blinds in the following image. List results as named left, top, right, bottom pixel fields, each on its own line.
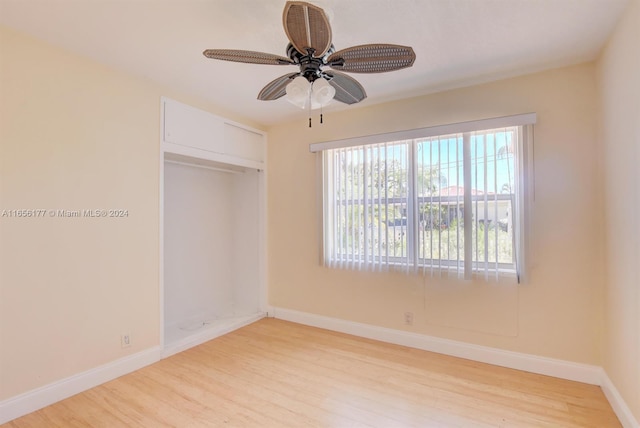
left=313, top=114, right=535, bottom=281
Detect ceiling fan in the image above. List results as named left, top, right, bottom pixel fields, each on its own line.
left=203, top=1, right=416, bottom=125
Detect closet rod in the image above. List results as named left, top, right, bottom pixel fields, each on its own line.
left=165, top=159, right=245, bottom=174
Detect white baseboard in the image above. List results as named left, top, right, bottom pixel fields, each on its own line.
left=601, top=370, right=640, bottom=428
left=0, top=346, right=161, bottom=425
left=3, top=311, right=636, bottom=427
left=273, top=307, right=602, bottom=384
left=162, top=312, right=266, bottom=358
left=0, top=314, right=266, bottom=424
left=274, top=307, right=640, bottom=427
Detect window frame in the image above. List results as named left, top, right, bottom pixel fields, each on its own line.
left=312, top=114, right=536, bottom=282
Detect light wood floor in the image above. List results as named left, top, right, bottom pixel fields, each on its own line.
left=4, top=318, right=620, bottom=427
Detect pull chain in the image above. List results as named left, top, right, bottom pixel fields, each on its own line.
left=305, top=81, right=328, bottom=127
left=308, top=82, right=313, bottom=127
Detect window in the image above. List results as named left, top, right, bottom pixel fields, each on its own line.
left=311, top=114, right=535, bottom=281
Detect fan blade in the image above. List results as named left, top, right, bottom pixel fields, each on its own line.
left=258, top=72, right=300, bottom=101
left=283, top=1, right=332, bottom=57
left=327, top=44, right=416, bottom=73
left=203, top=49, right=294, bottom=65
left=325, top=71, right=366, bottom=105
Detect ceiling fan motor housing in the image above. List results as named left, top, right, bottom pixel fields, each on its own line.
left=286, top=43, right=335, bottom=82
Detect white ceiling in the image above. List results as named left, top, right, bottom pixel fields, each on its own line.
left=0, top=0, right=630, bottom=127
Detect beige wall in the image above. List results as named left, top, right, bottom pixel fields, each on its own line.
left=0, top=26, right=262, bottom=400
left=268, top=63, right=604, bottom=364
left=597, top=0, right=640, bottom=421
left=1, top=5, right=636, bottom=418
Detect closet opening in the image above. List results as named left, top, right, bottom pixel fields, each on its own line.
left=159, top=97, right=267, bottom=358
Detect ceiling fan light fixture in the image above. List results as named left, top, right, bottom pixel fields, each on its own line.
left=285, top=75, right=310, bottom=108
left=311, top=78, right=336, bottom=107
left=285, top=76, right=335, bottom=110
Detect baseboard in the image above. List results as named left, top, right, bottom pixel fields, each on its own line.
left=601, top=370, right=640, bottom=428
left=274, top=307, right=640, bottom=426
left=273, top=307, right=602, bottom=384
left=3, top=311, right=636, bottom=427
left=162, top=312, right=266, bottom=358
left=0, top=346, right=161, bottom=425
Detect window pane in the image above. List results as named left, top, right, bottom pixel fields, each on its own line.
left=331, top=142, right=409, bottom=264
left=416, top=135, right=464, bottom=268
left=324, top=126, right=520, bottom=275
left=470, top=130, right=516, bottom=270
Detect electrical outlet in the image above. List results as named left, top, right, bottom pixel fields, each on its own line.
left=121, top=333, right=131, bottom=348
left=404, top=312, right=414, bottom=325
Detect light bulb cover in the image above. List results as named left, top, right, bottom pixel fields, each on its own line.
left=285, top=76, right=310, bottom=109
left=311, top=78, right=336, bottom=107
left=285, top=76, right=335, bottom=110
